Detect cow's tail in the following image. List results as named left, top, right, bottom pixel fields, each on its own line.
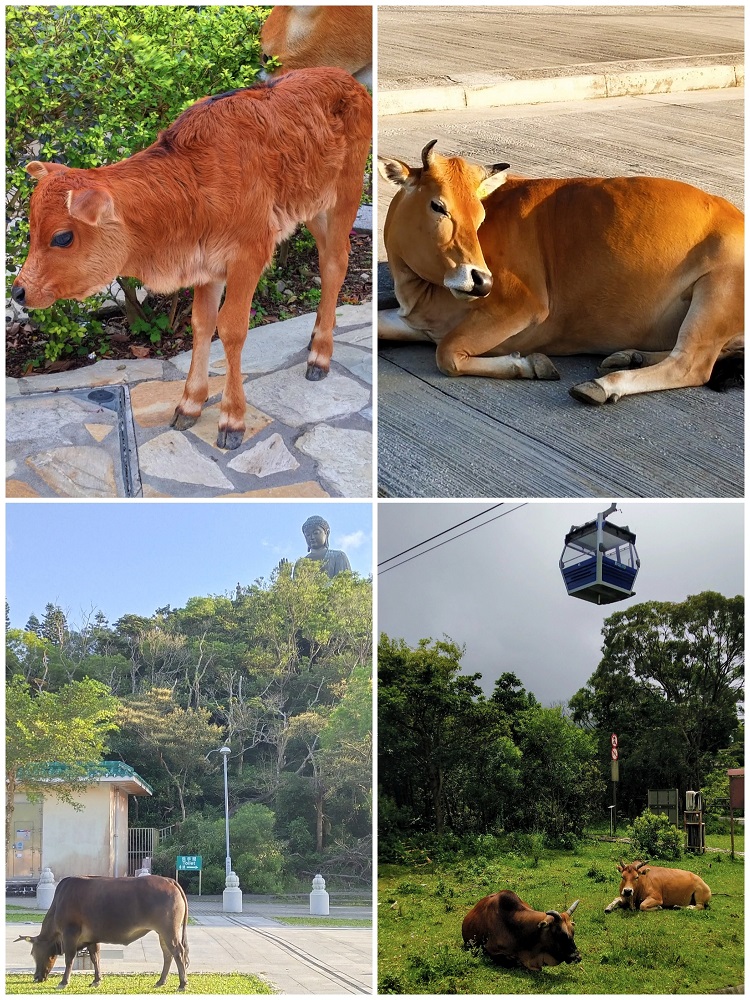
left=178, top=882, right=190, bottom=968
left=707, top=350, right=744, bottom=392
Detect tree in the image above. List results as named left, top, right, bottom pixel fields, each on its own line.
left=6, top=676, right=120, bottom=845
left=570, top=591, right=743, bottom=814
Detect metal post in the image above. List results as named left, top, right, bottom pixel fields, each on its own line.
left=220, top=746, right=231, bottom=877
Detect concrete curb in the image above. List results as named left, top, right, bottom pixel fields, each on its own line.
left=379, top=54, right=744, bottom=116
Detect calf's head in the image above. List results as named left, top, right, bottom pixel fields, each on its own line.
left=378, top=140, right=509, bottom=299
left=537, top=900, right=581, bottom=965
left=13, top=161, right=128, bottom=310
left=617, top=859, right=650, bottom=902
left=15, top=933, right=59, bottom=982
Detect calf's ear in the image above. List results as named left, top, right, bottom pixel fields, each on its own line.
left=26, top=161, right=69, bottom=181
left=67, top=187, right=119, bottom=226
left=378, top=155, right=419, bottom=189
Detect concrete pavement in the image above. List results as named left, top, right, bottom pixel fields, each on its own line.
left=7, top=897, right=373, bottom=994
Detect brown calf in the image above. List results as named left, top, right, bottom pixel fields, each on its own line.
left=13, top=68, right=372, bottom=449
left=261, top=6, right=372, bottom=87
left=604, top=859, right=712, bottom=912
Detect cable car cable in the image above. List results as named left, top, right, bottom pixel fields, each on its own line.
left=378, top=503, right=504, bottom=567
left=379, top=504, right=528, bottom=576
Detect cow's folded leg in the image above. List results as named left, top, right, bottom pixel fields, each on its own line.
left=171, top=281, right=224, bottom=432
left=597, top=349, right=671, bottom=374
left=377, top=308, right=434, bottom=342
left=604, top=897, right=623, bottom=914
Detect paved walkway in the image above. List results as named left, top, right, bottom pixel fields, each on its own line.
left=376, top=7, right=744, bottom=499
left=7, top=897, right=373, bottom=994
left=6, top=303, right=372, bottom=499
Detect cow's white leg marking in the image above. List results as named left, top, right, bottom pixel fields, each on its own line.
left=571, top=267, right=743, bottom=403
left=377, top=308, right=433, bottom=341
left=604, top=896, right=624, bottom=914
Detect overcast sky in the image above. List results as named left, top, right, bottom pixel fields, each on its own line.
left=378, top=501, right=744, bottom=705
left=6, top=501, right=372, bottom=629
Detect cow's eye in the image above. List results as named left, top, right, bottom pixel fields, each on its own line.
left=430, top=201, right=449, bottom=216
left=50, top=231, right=74, bottom=248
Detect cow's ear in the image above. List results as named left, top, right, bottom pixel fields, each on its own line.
left=26, top=161, right=69, bottom=182
left=378, top=155, right=419, bottom=189
left=66, top=187, right=119, bottom=226
left=477, top=163, right=510, bottom=200
left=537, top=915, right=555, bottom=929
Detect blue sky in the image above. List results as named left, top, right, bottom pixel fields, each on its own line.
left=6, top=501, right=372, bottom=629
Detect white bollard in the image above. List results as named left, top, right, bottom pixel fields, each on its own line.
left=36, top=868, right=56, bottom=911
left=310, top=874, right=329, bottom=916
left=223, top=871, right=243, bottom=913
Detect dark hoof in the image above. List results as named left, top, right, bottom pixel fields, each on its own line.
left=306, top=364, right=329, bottom=382
left=569, top=380, right=609, bottom=405
left=529, top=353, right=560, bottom=380
left=170, top=410, right=199, bottom=431
left=216, top=427, right=245, bottom=450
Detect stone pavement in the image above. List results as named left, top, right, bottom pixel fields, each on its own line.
left=6, top=304, right=372, bottom=499
left=6, top=897, right=373, bottom=994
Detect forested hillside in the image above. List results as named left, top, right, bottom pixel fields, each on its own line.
left=7, top=561, right=372, bottom=892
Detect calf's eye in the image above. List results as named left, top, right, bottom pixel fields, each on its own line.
left=50, top=231, right=74, bottom=248
left=430, top=201, right=448, bottom=216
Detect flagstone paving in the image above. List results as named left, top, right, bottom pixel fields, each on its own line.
left=6, top=304, right=373, bottom=499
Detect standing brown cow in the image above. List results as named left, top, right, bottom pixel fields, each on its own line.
left=261, top=6, right=372, bottom=87
left=13, top=68, right=372, bottom=449
left=604, top=859, right=712, bottom=912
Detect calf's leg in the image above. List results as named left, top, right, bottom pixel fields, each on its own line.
left=304, top=206, right=354, bottom=380
left=171, top=280, right=224, bottom=431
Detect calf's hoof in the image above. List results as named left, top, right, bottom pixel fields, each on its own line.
left=216, top=427, right=245, bottom=450
left=598, top=349, right=643, bottom=374
left=170, top=410, right=199, bottom=431
left=306, top=363, right=329, bottom=382
left=569, top=380, right=610, bottom=405
left=529, top=353, right=560, bottom=380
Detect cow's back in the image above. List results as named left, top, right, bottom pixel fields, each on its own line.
left=479, top=174, right=743, bottom=351
left=640, top=866, right=712, bottom=908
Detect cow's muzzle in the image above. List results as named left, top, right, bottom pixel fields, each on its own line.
left=467, top=269, right=492, bottom=297
left=11, top=283, right=26, bottom=306
left=622, top=888, right=634, bottom=896
left=566, top=951, right=582, bottom=964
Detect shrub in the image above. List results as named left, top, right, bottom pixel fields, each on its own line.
left=628, top=810, right=683, bottom=860
left=6, top=6, right=267, bottom=365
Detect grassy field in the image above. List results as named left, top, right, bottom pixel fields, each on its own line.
left=378, top=839, right=743, bottom=994
left=6, top=973, right=275, bottom=994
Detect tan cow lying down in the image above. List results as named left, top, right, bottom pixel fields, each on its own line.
left=378, top=141, right=744, bottom=404
left=13, top=69, right=371, bottom=450
left=605, top=860, right=712, bottom=912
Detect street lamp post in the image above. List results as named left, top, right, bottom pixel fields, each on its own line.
left=219, top=746, right=232, bottom=877
left=207, top=744, right=242, bottom=913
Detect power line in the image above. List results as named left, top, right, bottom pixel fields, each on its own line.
left=379, top=504, right=528, bottom=575
left=378, top=504, right=504, bottom=567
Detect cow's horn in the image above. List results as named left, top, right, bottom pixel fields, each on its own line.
left=545, top=910, right=561, bottom=920
left=566, top=900, right=580, bottom=915
left=636, top=860, right=650, bottom=870
left=421, top=139, right=438, bottom=171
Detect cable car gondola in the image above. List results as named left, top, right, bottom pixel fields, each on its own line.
left=560, top=504, right=640, bottom=605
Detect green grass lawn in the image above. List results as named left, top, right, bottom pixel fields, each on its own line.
left=6, top=973, right=275, bottom=994
left=274, top=916, right=371, bottom=927
left=6, top=911, right=44, bottom=923
left=378, top=840, right=743, bottom=994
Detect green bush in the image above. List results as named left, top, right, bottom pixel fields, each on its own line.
left=628, top=810, right=683, bottom=860
left=6, top=6, right=268, bottom=365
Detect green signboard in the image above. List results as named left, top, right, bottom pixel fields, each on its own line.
left=176, top=855, right=202, bottom=871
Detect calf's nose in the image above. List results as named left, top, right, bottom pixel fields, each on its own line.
left=470, top=269, right=492, bottom=296
left=11, top=284, right=26, bottom=306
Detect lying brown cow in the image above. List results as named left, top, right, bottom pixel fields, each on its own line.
left=604, top=859, right=712, bottom=912
left=462, top=890, right=581, bottom=970
left=261, top=6, right=372, bottom=87
left=13, top=68, right=372, bottom=449
left=378, top=141, right=744, bottom=404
